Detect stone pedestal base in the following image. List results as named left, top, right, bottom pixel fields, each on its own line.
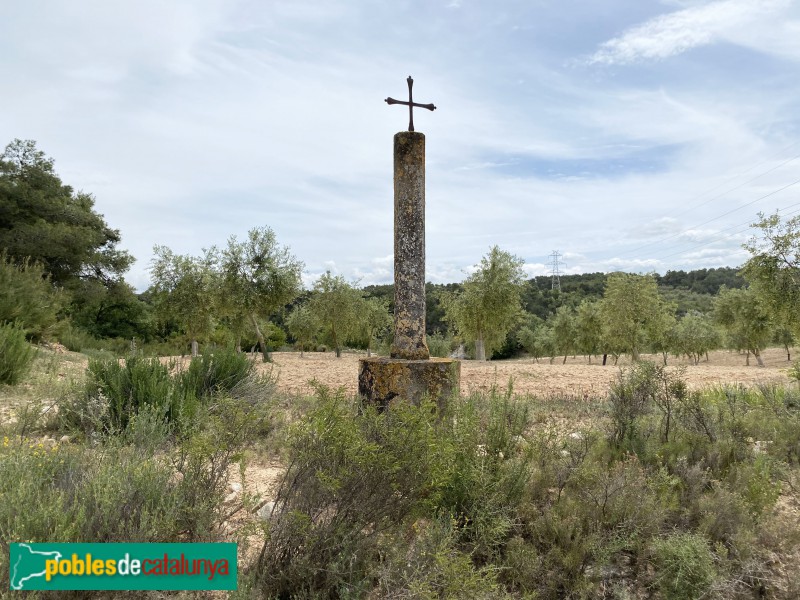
left=358, top=357, right=460, bottom=412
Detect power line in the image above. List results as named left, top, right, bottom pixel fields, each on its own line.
left=643, top=200, right=800, bottom=259
left=667, top=151, right=800, bottom=221
left=549, top=250, right=564, bottom=291
left=651, top=205, right=800, bottom=263
left=616, top=176, right=800, bottom=259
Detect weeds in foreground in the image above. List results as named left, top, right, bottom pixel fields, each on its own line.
left=0, top=322, right=37, bottom=386
left=252, top=366, right=800, bottom=599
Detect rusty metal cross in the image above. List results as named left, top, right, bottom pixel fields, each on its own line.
left=385, top=76, right=436, bottom=132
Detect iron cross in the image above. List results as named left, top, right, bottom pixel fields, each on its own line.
left=385, top=76, right=436, bottom=132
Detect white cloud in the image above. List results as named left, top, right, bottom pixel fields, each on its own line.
left=587, top=0, right=792, bottom=65
left=522, top=262, right=549, bottom=277
left=1, top=0, right=797, bottom=293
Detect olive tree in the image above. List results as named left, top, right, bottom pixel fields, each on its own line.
left=551, top=305, right=576, bottom=364
left=443, top=246, right=525, bottom=361
left=217, top=227, right=303, bottom=362
left=308, top=272, right=362, bottom=358
left=574, top=299, right=604, bottom=363
left=713, top=286, right=772, bottom=367
left=149, top=246, right=216, bottom=356
left=286, top=304, right=320, bottom=358
left=357, top=296, right=392, bottom=357
left=517, top=315, right=546, bottom=363
left=742, top=211, right=800, bottom=339
left=672, top=312, right=719, bottom=365
left=600, top=272, right=672, bottom=362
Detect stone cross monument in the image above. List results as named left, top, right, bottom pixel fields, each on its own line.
left=358, top=77, right=460, bottom=411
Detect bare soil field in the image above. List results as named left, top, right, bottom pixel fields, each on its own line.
left=266, top=347, right=795, bottom=398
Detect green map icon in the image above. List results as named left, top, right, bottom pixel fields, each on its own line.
left=9, top=543, right=63, bottom=590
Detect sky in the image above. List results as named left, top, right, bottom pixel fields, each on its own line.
left=2, top=0, right=799, bottom=291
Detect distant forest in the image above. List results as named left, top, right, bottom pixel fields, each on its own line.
left=363, top=267, right=745, bottom=338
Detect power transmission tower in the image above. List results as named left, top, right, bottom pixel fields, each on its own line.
left=549, top=250, right=564, bottom=292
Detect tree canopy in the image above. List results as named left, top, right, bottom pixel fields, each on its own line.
left=216, top=226, right=304, bottom=362
left=443, top=246, right=525, bottom=361
left=742, top=211, right=800, bottom=339
left=149, top=246, right=216, bottom=356
left=600, top=272, right=674, bottom=362
left=0, top=139, right=132, bottom=286
left=308, top=272, right=363, bottom=358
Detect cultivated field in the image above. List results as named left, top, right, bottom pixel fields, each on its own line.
left=266, top=347, right=795, bottom=399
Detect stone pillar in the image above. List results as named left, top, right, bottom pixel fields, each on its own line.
left=391, top=131, right=430, bottom=360
left=358, top=128, right=460, bottom=411
left=358, top=357, right=460, bottom=412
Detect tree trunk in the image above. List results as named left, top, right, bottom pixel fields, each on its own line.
left=562, top=354, right=568, bottom=365
left=754, top=348, right=765, bottom=367
left=250, top=313, right=270, bottom=363
left=335, top=345, right=342, bottom=358
left=746, top=350, right=750, bottom=366
left=367, top=345, right=372, bottom=357
left=662, top=351, right=668, bottom=366
left=475, top=335, right=486, bottom=361
left=785, top=345, right=791, bottom=361
left=602, top=354, right=607, bottom=366
left=632, top=348, right=640, bottom=362
left=191, top=339, right=199, bottom=357
left=236, top=336, right=242, bottom=353
left=300, top=345, right=304, bottom=358
left=705, top=351, right=709, bottom=362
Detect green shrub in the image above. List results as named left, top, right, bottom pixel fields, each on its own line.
left=61, top=347, right=259, bottom=435
left=0, top=322, right=37, bottom=385
left=0, top=435, right=226, bottom=589
left=59, top=324, right=132, bottom=356
left=651, top=533, right=716, bottom=600
left=256, top=386, right=536, bottom=598
left=257, top=386, right=453, bottom=597
left=87, top=355, right=179, bottom=431
left=788, top=359, right=800, bottom=391
left=375, top=517, right=504, bottom=599
left=428, top=332, right=454, bottom=358
left=179, top=346, right=254, bottom=400
left=438, top=389, right=532, bottom=561
left=608, top=361, right=658, bottom=451
left=0, top=252, right=63, bottom=341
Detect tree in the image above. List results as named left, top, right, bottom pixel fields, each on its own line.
left=149, top=246, right=216, bottom=356
left=551, top=305, right=576, bottom=364
left=646, top=303, right=677, bottom=366
left=600, top=272, right=670, bottom=362
left=574, top=299, right=604, bottom=363
left=742, top=211, right=800, bottom=339
left=774, top=327, right=794, bottom=362
left=357, top=296, right=392, bottom=357
left=443, top=246, right=525, bottom=361
left=0, top=252, right=63, bottom=341
left=0, top=139, right=132, bottom=287
left=517, top=315, right=545, bottom=362
left=67, top=278, right=152, bottom=341
left=286, top=304, right=320, bottom=358
left=713, top=286, right=772, bottom=367
left=216, top=227, right=303, bottom=362
left=308, top=272, right=362, bottom=358
left=672, top=312, right=719, bottom=365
